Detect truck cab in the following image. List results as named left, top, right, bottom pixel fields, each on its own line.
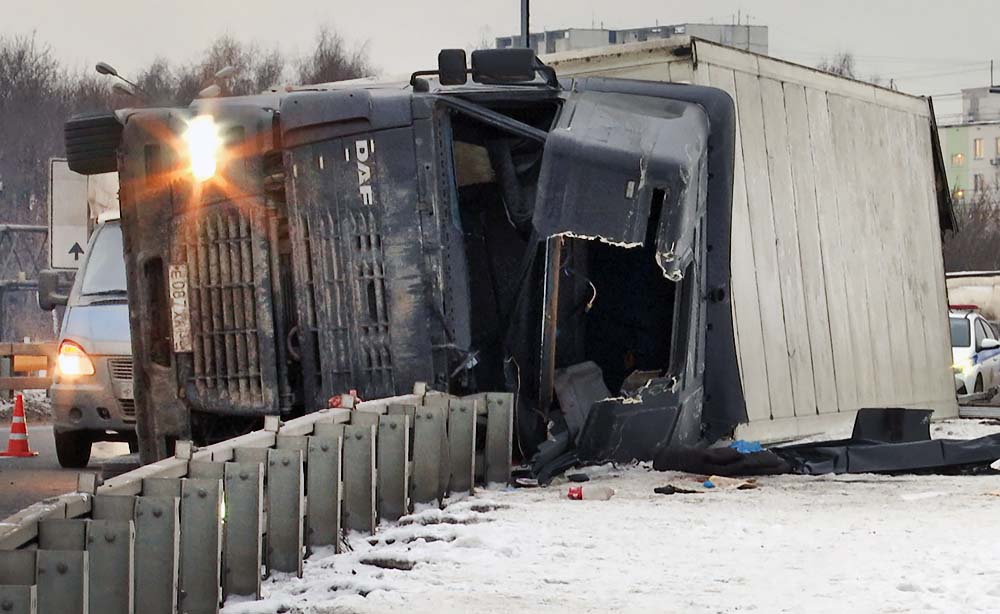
left=65, top=49, right=744, bottom=465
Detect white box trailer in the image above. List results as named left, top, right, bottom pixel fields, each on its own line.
left=545, top=38, right=958, bottom=440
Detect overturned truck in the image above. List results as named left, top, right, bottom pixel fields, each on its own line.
left=66, top=40, right=955, bottom=466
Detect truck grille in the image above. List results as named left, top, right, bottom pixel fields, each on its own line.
left=309, top=208, right=394, bottom=398
left=108, top=357, right=133, bottom=381
left=182, top=205, right=269, bottom=408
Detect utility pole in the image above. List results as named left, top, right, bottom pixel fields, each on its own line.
left=521, top=0, right=530, bottom=48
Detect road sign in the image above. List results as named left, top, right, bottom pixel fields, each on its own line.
left=48, top=159, right=89, bottom=270
left=48, top=159, right=119, bottom=269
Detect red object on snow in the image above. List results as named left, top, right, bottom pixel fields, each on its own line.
left=0, top=394, right=38, bottom=457
left=567, top=485, right=615, bottom=500
left=328, top=389, right=363, bottom=409
left=949, top=304, right=980, bottom=311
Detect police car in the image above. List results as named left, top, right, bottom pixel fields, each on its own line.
left=950, top=304, right=1000, bottom=396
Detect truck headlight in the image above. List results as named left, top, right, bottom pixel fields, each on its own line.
left=57, top=341, right=95, bottom=377
left=183, top=115, right=222, bottom=181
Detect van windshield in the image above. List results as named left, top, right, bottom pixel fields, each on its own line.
left=80, top=223, right=127, bottom=297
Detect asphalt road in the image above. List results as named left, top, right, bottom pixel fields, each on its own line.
left=0, top=425, right=129, bottom=519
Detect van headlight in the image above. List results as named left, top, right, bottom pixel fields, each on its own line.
left=183, top=115, right=222, bottom=182
left=57, top=341, right=95, bottom=377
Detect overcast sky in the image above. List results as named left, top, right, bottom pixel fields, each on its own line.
left=2, top=0, right=994, bottom=120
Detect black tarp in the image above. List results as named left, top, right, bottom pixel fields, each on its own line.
left=653, top=408, right=1000, bottom=476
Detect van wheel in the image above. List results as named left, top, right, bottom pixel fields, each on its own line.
left=54, top=431, right=93, bottom=469
left=64, top=112, right=122, bottom=175
left=975, top=375, right=984, bottom=393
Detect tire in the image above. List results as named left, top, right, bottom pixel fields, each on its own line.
left=64, top=112, right=122, bottom=175
left=975, top=374, right=984, bottom=393
left=54, top=431, right=93, bottom=469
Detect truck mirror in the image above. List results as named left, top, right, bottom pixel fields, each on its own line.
left=471, top=48, right=537, bottom=83
left=437, top=49, right=468, bottom=85
left=38, top=269, right=74, bottom=311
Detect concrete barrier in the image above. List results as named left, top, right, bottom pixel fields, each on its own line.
left=0, top=387, right=515, bottom=614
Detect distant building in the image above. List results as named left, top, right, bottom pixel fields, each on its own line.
left=496, top=23, right=768, bottom=56
left=962, top=87, right=1000, bottom=124
left=939, top=88, right=1000, bottom=203
left=939, top=122, right=1000, bottom=203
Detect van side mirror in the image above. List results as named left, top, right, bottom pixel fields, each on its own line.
left=38, top=269, right=75, bottom=311
left=980, top=338, right=1000, bottom=351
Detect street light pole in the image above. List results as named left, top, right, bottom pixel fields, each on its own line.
left=521, top=0, right=530, bottom=48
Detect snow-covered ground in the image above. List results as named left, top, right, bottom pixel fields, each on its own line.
left=0, top=390, right=51, bottom=422
left=223, top=419, right=1000, bottom=614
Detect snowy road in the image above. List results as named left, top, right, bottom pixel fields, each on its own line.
left=223, top=419, right=1000, bottom=614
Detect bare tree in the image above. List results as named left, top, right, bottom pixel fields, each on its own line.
left=816, top=52, right=857, bottom=79
left=943, top=193, right=1000, bottom=272
left=297, top=27, right=372, bottom=85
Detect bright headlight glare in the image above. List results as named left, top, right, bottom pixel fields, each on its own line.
left=58, top=341, right=95, bottom=377
left=183, top=115, right=222, bottom=181
left=952, top=359, right=973, bottom=375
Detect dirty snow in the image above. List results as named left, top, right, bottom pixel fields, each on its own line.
left=222, top=419, right=1000, bottom=614
left=0, top=390, right=51, bottom=423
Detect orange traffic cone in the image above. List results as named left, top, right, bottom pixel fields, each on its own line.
left=0, top=394, right=37, bottom=457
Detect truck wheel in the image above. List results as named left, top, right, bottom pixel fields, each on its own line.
left=64, top=112, right=122, bottom=175
left=54, top=431, right=93, bottom=469
left=975, top=375, right=984, bottom=393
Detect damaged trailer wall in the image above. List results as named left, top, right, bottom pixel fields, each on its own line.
left=545, top=38, right=957, bottom=441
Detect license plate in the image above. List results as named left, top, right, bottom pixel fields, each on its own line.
left=116, top=381, right=134, bottom=400
left=168, top=264, right=193, bottom=353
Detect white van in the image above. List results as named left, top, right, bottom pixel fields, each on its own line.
left=40, top=216, right=134, bottom=467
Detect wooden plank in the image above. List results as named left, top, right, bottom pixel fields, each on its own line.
left=805, top=86, right=857, bottom=413
left=782, top=82, right=839, bottom=415
left=0, top=377, right=52, bottom=391
left=889, top=108, right=932, bottom=407
left=708, top=64, right=771, bottom=423
left=865, top=104, right=914, bottom=401
left=827, top=94, right=878, bottom=408
left=12, top=356, right=47, bottom=373
left=855, top=100, right=896, bottom=407
left=0, top=343, right=57, bottom=358
left=908, top=113, right=957, bottom=412
left=759, top=77, right=818, bottom=418
left=734, top=70, right=795, bottom=419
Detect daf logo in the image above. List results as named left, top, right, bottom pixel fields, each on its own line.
left=355, top=139, right=375, bottom=206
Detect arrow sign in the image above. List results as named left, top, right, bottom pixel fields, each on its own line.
left=69, top=242, right=84, bottom=261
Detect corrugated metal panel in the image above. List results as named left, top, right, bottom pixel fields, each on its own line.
left=546, top=38, right=958, bottom=441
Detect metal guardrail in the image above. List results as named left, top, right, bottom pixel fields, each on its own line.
left=0, top=385, right=514, bottom=614
left=0, top=343, right=57, bottom=398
